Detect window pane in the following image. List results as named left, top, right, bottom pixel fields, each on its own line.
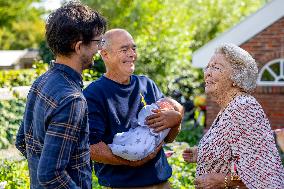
left=261, top=70, right=275, bottom=81
left=270, top=62, right=280, bottom=76
left=278, top=78, right=284, bottom=82
left=283, top=62, right=284, bottom=75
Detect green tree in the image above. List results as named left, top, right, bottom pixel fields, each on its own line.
left=38, top=40, right=54, bottom=64
left=0, top=0, right=45, bottom=50
left=83, top=0, right=265, bottom=98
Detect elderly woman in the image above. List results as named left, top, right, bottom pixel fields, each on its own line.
left=183, top=43, right=284, bottom=189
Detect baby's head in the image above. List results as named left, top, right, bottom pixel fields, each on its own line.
left=156, top=98, right=175, bottom=110
left=137, top=97, right=179, bottom=128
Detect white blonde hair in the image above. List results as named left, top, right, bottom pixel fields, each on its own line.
left=215, top=43, right=258, bottom=92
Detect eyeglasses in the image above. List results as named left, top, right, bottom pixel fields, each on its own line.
left=90, top=39, right=101, bottom=43
left=91, top=39, right=105, bottom=45
left=90, top=38, right=105, bottom=47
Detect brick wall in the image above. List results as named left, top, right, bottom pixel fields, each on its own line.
left=206, top=16, right=284, bottom=130
left=241, top=17, right=284, bottom=68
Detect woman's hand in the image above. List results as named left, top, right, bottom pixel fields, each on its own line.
left=146, top=109, right=182, bottom=132
left=182, top=147, right=198, bottom=163
left=194, top=173, right=226, bottom=189
left=275, top=129, right=284, bottom=152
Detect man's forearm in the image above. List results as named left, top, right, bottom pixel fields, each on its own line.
left=164, top=98, right=183, bottom=143
left=91, top=142, right=163, bottom=167
left=164, top=124, right=181, bottom=143
left=90, top=142, right=135, bottom=166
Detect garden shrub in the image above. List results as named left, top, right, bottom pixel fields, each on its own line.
left=0, top=98, right=26, bottom=149
left=0, top=160, right=30, bottom=189
left=1, top=150, right=197, bottom=189
left=176, top=120, right=204, bottom=147
left=166, top=142, right=196, bottom=188
left=0, top=60, right=103, bottom=88
left=0, top=69, right=36, bottom=88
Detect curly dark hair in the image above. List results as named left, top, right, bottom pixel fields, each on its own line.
left=46, top=1, right=107, bottom=56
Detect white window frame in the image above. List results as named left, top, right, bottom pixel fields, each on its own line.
left=257, top=58, right=284, bottom=86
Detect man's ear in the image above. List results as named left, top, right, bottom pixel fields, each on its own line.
left=100, top=49, right=108, bottom=60
left=74, top=41, right=83, bottom=55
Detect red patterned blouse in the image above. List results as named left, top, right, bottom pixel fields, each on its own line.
left=196, top=94, right=284, bottom=189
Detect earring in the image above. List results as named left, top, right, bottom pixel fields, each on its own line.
left=233, top=83, right=236, bottom=87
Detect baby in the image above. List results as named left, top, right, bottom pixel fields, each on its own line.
left=108, top=98, right=175, bottom=161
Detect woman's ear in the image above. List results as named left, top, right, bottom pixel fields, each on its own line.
left=74, top=41, right=83, bottom=55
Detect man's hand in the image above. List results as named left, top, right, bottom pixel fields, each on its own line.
left=146, top=109, right=182, bottom=132
left=182, top=147, right=198, bottom=163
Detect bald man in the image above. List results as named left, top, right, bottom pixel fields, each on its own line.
left=83, top=29, right=183, bottom=188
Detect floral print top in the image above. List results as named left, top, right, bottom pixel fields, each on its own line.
left=196, top=94, right=284, bottom=189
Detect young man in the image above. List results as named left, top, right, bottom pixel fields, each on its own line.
left=84, top=29, right=183, bottom=188
left=15, top=2, right=106, bottom=189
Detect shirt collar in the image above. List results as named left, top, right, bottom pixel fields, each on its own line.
left=52, top=63, right=84, bottom=88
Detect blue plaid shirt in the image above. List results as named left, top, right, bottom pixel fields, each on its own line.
left=16, top=63, right=92, bottom=189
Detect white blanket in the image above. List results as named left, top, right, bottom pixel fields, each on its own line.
left=108, top=104, right=170, bottom=161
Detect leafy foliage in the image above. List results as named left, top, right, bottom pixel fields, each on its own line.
left=0, top=160, right=30, bottom=189
left=176, top=120, right=204, bottom=147
left=0, top=69, right=35, bottom=88
left=1, top=144, right=197, bottom=188
left=0, top=60, right=105, bottom=88
left=1, top=160, right=102, bottom=189
left=166, top=142, right=197, bottom=188
left=38, top=40, right=54, bottom=64
left=0, top=0, right=45, bottom=50
left=0, top=61, right=48, bottom=88
left=0, top=99, right=26, bottom=149
left=83, top=0, right=265, bottom=97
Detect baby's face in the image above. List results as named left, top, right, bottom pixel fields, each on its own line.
left=156, top=100, right=174, bottom=110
